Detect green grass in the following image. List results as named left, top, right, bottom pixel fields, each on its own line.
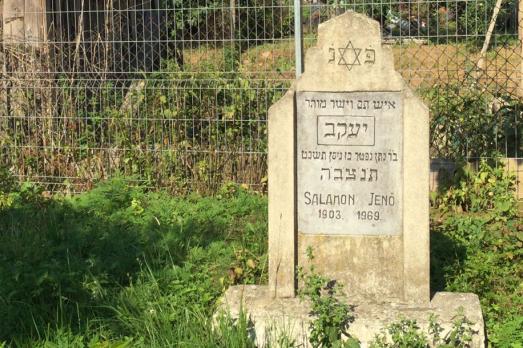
left=0, top=176, right=521, bottom=347
left=0, top=179, right=266, bottom=347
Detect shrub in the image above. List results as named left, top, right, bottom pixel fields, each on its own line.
left=431, top=211, right=522, bottom=346
left=370, top=311, right=476, bottom=348
left=457, top=0, right=517, bottom=39
left=430, top=157, right=521, bottom=346
left=166, top=0, right=293, bottom=45
left=433, top=160, right=518, bottom=219
left=298, top=247, right=358, bottom=348
left=422, top=84, right=522, bottom=159
left=0, top=166, right=17, bottom=210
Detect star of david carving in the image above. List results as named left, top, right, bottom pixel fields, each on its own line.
left=338, top=41, right=361, bottom=71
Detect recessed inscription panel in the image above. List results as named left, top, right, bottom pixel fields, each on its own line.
left=297, top=91, right=403, bottom=235
left=317, top=115, right=375, bottom=146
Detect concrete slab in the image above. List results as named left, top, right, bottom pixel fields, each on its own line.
left=219, top=285, right=485, bottom=348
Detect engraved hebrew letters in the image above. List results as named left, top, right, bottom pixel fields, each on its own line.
left=297, top=91, right=403, bottom=235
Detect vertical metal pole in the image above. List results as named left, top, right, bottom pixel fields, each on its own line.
left=519, top=0, right=523, bottom=97
left=230, top=0, right=236, bottom=42
left=294, top=0, right=303, bottom=78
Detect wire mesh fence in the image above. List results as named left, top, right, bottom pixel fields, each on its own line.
left=0, top=0, right=521, bottom=195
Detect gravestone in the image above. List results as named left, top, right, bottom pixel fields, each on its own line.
left=268, top=11, right=428, bottom=302
left=221, top=11, right=484, bottom=347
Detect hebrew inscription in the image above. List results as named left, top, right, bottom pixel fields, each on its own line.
left=317, top=115, right=375, bottom=146
left=297, top=91, right=403, bottom=235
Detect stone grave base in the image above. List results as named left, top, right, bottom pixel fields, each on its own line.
left=218, top=285, right=485, bottom=348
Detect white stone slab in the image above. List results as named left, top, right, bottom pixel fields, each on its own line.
left=297, top=91, right=403, bottom=235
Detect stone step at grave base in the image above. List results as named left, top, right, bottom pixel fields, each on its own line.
left=218, top=285, right=485, bottom=348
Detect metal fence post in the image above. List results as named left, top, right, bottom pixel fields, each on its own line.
left=294, top=0, right=303, bottom=78
left=519, top=0, right=523, bottom=97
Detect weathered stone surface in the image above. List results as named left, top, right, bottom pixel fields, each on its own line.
left=268, top=89, right=296, bottom=298
left=297, top=91, right=403, bottom=236
left=268, top=11, right=429, bottom=303
left=219, top=285, right=486, bottom=348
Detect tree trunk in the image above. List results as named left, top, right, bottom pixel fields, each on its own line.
left=477, top=0, right=504, bottom=71
left=519, top=0, right=523, bottom=97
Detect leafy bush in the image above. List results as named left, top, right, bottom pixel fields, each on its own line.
left=312, top=0, right=517, bottom=40
left=433, top=160, right=518, bottom=219
left=298, top=247, right=358, bottom=348
left=457, top=0, right=517, bottom=39
left=165, top=0, right=293, bottom=46
left=131, top=63, right=286, bottom=192
left=0, top=166, right=17, bottom=210
left=370, top=312, right=475, bottom=348
left=431, top=212, right=522, bottom=346
left=235, top=0, right=293, bottom=46
left=423, top=84, right=522, bottom=159
left=430, top=158, right=522, bottom=346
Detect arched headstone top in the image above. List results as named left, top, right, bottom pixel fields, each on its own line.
left=297, top=11, right=405, bottom=92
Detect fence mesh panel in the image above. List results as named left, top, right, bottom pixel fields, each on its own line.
left=0, top=0, right=521, bottom=195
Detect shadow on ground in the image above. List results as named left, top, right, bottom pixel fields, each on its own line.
left=430, top=226, right=467, bottom=298
left=0, top=179, right=264, bottom=343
